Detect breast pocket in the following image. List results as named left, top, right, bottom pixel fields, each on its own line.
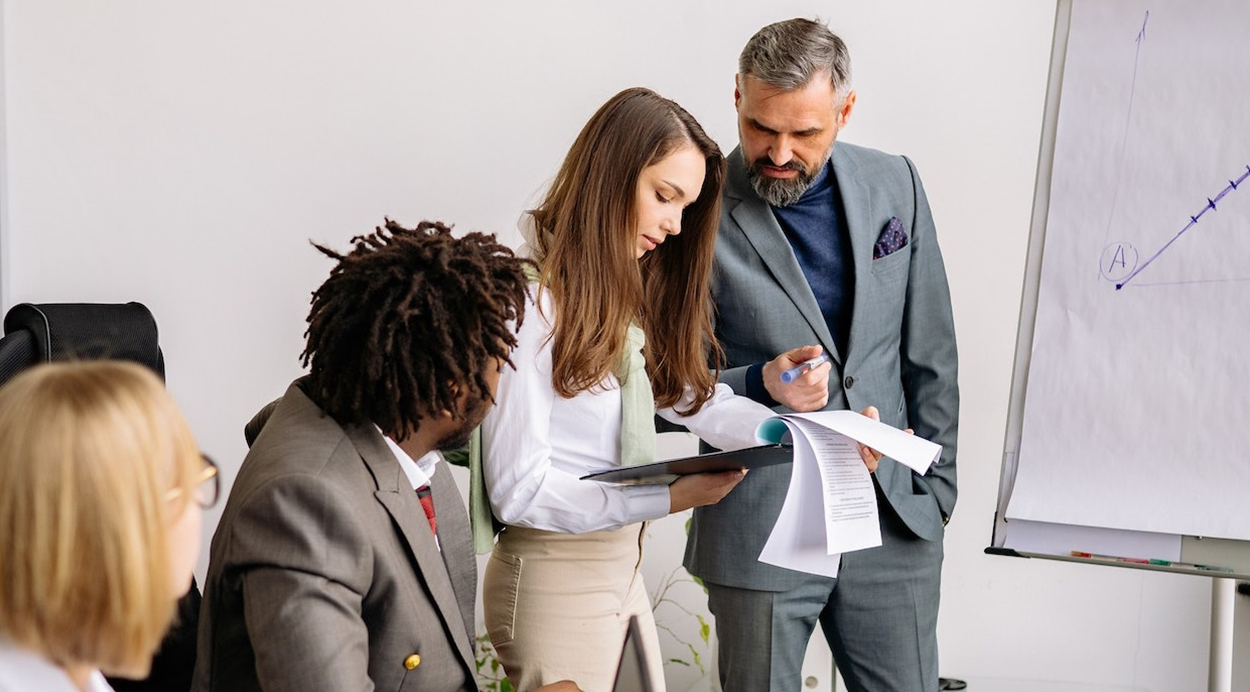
left=870, top=244, right=911, bottom=275
left=863, top=247, right=910, bottom=333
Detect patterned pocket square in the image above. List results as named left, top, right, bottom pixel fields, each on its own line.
left=873, top=216, right=908, bottom=259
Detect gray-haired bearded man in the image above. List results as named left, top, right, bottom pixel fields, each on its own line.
left=684, top=18, right=959, bottom=692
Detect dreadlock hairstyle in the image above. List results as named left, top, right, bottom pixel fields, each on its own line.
left=530, top=87, right=726, bottom=415
left=302, top=219, right=531, bottom=440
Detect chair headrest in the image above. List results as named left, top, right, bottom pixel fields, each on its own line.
left=244, top=398, right=283, bottom=448
left=0, top=302, right=165, bottom=388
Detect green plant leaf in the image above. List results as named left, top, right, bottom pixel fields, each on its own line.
left=687, top=570, right=705, bottom=591
left=686, top=643, right=706, bottom=675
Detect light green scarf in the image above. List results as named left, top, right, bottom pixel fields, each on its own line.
left=463, top=285, right=656, bottom=553
left=616, top=323, right=657, bottom=467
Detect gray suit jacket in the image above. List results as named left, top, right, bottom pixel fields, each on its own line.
left=684, top=142, right=959, bottom=591
left=193, top=380, right=478, bottom=692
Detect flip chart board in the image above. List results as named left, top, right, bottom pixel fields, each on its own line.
left=992, top=0, right=1250, bottom=579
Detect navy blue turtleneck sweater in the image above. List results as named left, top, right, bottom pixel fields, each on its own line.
left=745, top=160, right=854, bottom=405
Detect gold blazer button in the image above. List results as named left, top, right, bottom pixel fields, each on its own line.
left=404, top=654, right=421, bottom=670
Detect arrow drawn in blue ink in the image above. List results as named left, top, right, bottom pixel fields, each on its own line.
left=1116, top=164, right=1250, bottom=289
left=1100, top=11, right=1150, bottom=258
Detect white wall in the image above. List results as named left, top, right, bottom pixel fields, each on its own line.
left=0, top=0, right=9, bottom=304
left=1, top=1, right=1214, bottom=689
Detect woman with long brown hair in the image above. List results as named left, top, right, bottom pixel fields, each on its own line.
left=478, top=87, right=776, bottom=692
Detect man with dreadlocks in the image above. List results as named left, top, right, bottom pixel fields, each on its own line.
left=192, top=221, right=580, bottom=692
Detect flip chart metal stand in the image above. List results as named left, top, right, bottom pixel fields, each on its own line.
left=1209, top=580, right=1250, bottom=692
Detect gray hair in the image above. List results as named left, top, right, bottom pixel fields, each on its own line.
left=738, top=18, right=852, bottom=97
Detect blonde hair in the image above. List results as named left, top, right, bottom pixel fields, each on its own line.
left=0, top=361, right=201, bottom=678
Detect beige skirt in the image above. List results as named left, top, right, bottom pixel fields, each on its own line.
left=482, top=523, right=666, bottom=692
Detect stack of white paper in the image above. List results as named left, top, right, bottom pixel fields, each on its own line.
left=755, top=411, right=941, bottom=577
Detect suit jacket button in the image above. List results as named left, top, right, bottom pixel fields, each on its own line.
left=843, top=375, right=854, bottom=389
left=404, top=654, right=421, bottom=670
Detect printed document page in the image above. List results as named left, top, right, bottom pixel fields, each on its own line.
left=756, top=411, right=941, bottom=577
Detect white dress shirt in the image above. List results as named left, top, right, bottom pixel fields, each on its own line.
left=377, top=429, right=440, bottom=491
left=0, top=641, right=114, bottom=692
left=481, top=285, right=773, bottom=533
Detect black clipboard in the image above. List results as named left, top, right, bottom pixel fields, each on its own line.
left=580, top=443, right=792, bottom=485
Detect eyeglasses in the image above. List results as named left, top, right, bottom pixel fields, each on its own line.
left=164, top=454, right=220, bottom=509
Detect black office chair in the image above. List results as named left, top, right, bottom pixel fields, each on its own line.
left=0, top=302, right=198, bottom=692
left=0, top=302, right=164, bottom=382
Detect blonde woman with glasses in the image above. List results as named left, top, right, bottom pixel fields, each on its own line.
left=0, top=361, right=216, bottom=692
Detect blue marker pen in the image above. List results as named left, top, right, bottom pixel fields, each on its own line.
left=780, top=353, right=831, bottom=384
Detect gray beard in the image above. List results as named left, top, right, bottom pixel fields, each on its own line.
left=741, top=146, right=833, bottom=208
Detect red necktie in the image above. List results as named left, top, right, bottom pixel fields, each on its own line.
left=415, top=485, right=437, bottom=536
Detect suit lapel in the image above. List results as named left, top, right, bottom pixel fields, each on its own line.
left=830, top=144, right=876, bottom=373
left=348, top=425, right=476, bottom=675
left=428, top=463, right=477, bottom=651
left=829, top=145, right=906, bottom=494
left=725, top=148, right=841, bottom=366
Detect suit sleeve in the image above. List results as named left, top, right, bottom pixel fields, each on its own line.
left=899, top=155, right=959, bottom=522
left=228, top=475, right=375, bottom=692
left=716, top=364, right=751, bottom=396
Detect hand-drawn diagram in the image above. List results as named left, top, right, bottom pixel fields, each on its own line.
left=1097, top=12, right=1149, bottom=283
left=1107, top=165, right=1250, bottom=288
left=1007, top=0, right=1250, bottom=541
left=1094, top=9, right=1249, bottom=291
